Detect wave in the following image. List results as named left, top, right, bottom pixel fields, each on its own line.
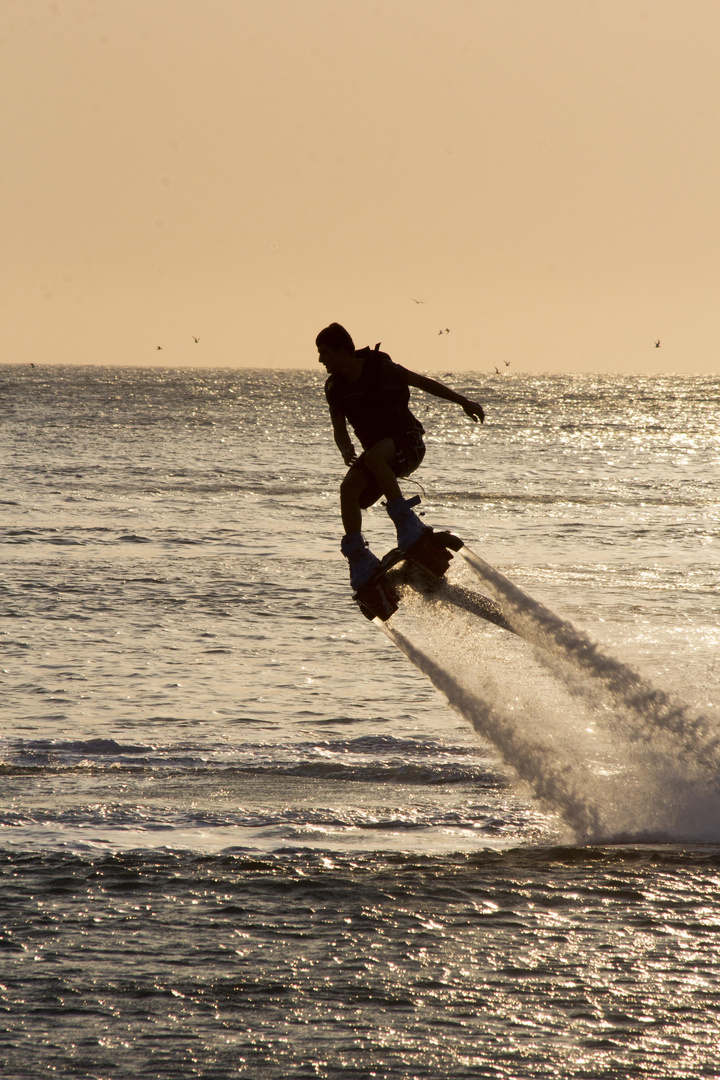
left=2, top=841, right=719, bottom=883
left=0, top=734, right=502, bottom=788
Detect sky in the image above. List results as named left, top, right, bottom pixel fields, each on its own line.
left=2, top=0, right=718, bottom=374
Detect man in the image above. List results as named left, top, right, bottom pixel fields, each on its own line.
left=317, top=322, right=484, bottom=589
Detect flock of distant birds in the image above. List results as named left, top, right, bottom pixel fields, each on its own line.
left=147, top=313, right=662, bottom=373
left=26, top=330, right=662, bottom=371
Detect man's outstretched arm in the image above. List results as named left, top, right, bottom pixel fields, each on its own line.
left=405, top=370, right=485, bottom=424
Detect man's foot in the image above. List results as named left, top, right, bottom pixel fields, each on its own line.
left=341, top=533, right=381, bottom=590
left=385, top=496, right=427, bottom=551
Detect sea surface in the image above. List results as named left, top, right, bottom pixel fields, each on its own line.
left=1, top=364, right=719, bottom=1078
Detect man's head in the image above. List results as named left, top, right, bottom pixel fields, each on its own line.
left=316, top=323, right=355, bottom=375
left=316, top=323, right=354, bottom=353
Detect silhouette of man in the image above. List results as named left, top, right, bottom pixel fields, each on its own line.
left=317, top=322, right=484, bottom=589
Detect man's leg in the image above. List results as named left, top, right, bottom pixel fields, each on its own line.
left=362, top=439, right=426, bottom=551
left=361, top=439, right=402, bottom=502
left=339, top=467, right=368, bottom=535
left=339, top=466, right=380, bottom=589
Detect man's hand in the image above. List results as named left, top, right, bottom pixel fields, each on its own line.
left=342, top=446, right=358, bottom=466
left=461, top=398, right=485, bottom=424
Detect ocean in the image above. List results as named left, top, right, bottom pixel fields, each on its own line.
left=1, top=363, right=719, bottom=1078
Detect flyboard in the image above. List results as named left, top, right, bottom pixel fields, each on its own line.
left=352, top=527, right=513, bottom=633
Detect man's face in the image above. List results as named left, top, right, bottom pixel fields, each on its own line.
left=318, top=347, right=346, bottom=375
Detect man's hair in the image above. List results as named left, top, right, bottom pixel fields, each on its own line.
left=315, top=323, right=355, bottom=353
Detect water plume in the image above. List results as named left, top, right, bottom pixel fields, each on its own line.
left=460, top=547, right=720, bottom=782
left=382, top=550, right=720, bottom=843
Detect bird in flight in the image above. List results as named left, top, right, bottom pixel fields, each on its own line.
left=504, top=360, right=511, bottom=367
left=193, top=336, right=200, bottom=343
left=411, top=298, right=425, bottom=304
left=654, top=339, right=661, bottom=348
left=494, top=366, right=500, bottom=375
left=157, top=345, right=162, bottom=350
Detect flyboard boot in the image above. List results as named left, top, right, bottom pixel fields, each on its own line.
left=340, top=532, right=381, bottom=591
left=385, top=494, right=458, bottom=578
left=385, top=495, right=427, bottom=551
left=343, top=532, right=400, bottom=621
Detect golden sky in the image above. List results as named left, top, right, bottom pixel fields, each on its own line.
left=2, top=0, right=718, bottom=373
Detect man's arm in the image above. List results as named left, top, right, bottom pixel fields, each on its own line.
left=405, top=370, right=485, bottom=424
left=330, top=407, right=358, bottom=465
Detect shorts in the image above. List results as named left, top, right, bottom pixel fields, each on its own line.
left=355, top=430, right=426, bottom=509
